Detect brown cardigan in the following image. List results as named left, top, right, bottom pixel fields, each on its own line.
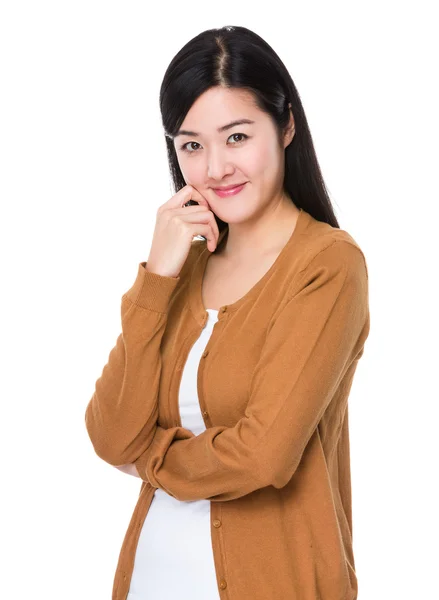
left=85, top=208, right=370, bottom=599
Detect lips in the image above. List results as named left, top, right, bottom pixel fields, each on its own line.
left=213, top=183, right=247, bottom=191
left=213, top=182, right=247, bottom=198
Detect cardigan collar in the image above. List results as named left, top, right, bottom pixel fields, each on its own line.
left=189, top=207, right=311, bottom=326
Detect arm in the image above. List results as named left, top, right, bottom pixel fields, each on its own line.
left=133, top=240, right=370, bottom=501
left=84, top=261, right=180, bottom=466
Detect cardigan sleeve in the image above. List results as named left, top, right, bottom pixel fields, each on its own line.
left=133, top=240, right=370, bottom=501
left=84, top=261, right=180, bottom=466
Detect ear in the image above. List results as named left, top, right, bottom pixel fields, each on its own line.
left=284, top=102, right=295, bottom=148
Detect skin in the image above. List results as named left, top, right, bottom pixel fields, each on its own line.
left=115, top=86, right=298, bottom=478
left=173, top=86, right=299, bottom=262
left=115, top=464, right=140, bottom=477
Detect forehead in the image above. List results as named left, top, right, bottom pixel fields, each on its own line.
left=175, top=87, right=263, bottom=138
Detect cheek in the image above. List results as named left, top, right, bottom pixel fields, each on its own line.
left=178, top=157, right=205, bottom=184
left=244, top=144, right=275, bottom=179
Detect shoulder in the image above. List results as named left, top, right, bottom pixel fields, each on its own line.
left=279, top=212, right=370, bottom=305
left=296, top=212, right=369, bottom=281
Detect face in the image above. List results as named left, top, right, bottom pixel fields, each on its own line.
left=173, top=86, right=295, bottom=225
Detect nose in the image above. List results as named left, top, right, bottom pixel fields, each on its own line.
left=207, top=148, right=234, bottom=181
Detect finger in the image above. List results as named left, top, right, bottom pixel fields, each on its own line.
left=208, top=212, right=220, bottom=246
left=178, top=210, right=219, bottom=250
left=178, top=204, right=220, bottom=245
left=161, top=185, right=209, bottom=211
left=186, top=185, right=211, bottom=210
left=189, top=223, right=217, bottom=252
left=156, top=185, right=195, bottom=213
left=187, top=186, right=219, bottom=242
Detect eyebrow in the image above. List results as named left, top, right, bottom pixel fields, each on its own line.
left=174, top=118, right=255, bottom=138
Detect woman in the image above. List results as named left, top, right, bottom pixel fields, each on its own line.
left=85, top=25, right=370, bottom=600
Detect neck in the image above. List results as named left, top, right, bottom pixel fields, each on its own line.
left=217, top=194, right=300, bottom=263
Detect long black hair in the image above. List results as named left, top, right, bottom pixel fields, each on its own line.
left=159, top=25, right=340, bottom=233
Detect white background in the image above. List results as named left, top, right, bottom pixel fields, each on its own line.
left=1, top=1, right=438, bottom=599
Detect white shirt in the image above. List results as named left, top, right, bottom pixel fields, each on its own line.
left=127, top=308, right=221, bottom=599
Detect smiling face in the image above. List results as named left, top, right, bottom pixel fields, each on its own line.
left=173, top=86, right=295, bottom=225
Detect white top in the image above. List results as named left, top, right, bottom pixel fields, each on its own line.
left=127, top=308, right=221, bottom=600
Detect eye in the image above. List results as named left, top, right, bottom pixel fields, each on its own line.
left=179, top=133, right=249, bottom=154
left=229, top=133, right=248, bottom=145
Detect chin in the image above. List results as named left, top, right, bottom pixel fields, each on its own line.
left=216, top=209, right=256, bottom=225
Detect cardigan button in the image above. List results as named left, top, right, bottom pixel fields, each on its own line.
left=202, top=350, right=209, bottom=358
left=219, top=579, right=227, bottom=590
left=213, top=519, right=222, bottom=528
left=221, top=306, right=227, bottom=313
left=202, top=410, right=208, bottom=418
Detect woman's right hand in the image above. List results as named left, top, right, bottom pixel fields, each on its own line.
left=146, top=185, right=220, bottom=278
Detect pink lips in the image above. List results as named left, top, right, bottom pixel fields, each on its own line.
left=213, top=183, right=247, bottom=197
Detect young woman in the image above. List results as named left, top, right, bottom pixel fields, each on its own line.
left=85, top=25, right=370, bottom=600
